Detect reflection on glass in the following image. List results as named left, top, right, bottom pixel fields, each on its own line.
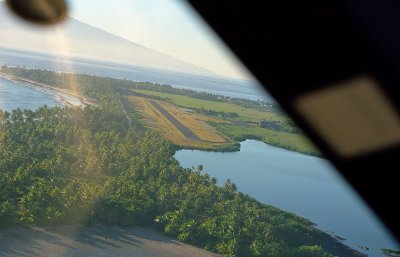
left=0, top=1, right=398, bottom=256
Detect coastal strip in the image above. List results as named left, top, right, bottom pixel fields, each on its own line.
left=0, top=71, right=96, bottom=107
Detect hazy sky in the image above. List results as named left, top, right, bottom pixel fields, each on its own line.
left=68, top=0, right=252, bottom=79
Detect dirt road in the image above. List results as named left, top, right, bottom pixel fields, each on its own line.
left=0, top=225, right=220, bottom=257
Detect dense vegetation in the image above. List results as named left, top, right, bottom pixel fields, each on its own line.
left=0, top=107, right=354, bottom=257
left=0, top=67, right=359, bottom=256
left=259, top=120, right=301, bottom=134
left=382, top=248, right=400, bottom=257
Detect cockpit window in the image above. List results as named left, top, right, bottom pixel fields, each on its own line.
left=0, top=1, right=398, bottom=256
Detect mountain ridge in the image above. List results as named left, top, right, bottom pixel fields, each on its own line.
left=0, top=4, right=214, bottom=77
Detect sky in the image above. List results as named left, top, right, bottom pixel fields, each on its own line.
left=68, top=0, right=252, bottom=79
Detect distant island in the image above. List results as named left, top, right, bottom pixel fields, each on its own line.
left=0, top=66, right=363, bottom=257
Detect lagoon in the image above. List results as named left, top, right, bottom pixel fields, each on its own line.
left=175, top=140, right=399, bottom=257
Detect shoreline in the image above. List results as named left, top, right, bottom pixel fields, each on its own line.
left=0, top=71, right=96, bottom=107
left=174, top=138, right=324, bottom=160
left=174, top=140, right=382, bottom=257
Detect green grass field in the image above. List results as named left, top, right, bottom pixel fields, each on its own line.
left=216, top=123, right=319, bottom=155
left=133, top=89, right=286, bottom=123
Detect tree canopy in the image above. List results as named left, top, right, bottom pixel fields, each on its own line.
left=0, top=67, right=361, bottom=257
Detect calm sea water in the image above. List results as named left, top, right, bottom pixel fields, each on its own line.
left=175, top=140, right=399, bottom=257
left=0, top=77, right=62, bottom=111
